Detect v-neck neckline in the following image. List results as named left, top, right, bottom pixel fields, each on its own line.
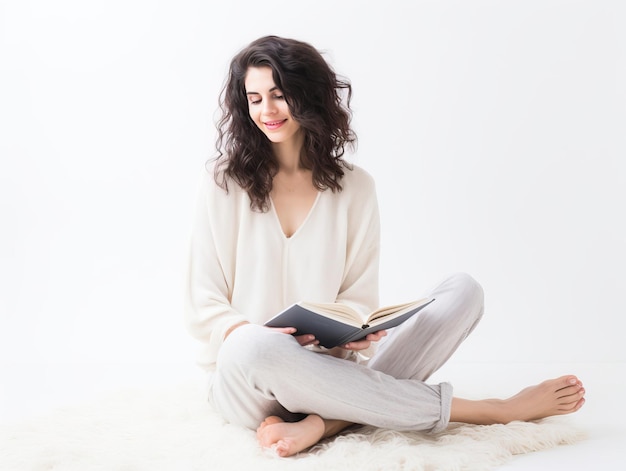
left=270, top=192, right=322, bottom=240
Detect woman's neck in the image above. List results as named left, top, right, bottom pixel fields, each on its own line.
left=272, top=131, right=305, bottom=173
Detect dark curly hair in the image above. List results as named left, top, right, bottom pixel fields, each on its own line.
left=212, top=35, right=357, bottom=212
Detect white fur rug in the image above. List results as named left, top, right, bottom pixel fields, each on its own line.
left=0, top=381, right=585, bottom=471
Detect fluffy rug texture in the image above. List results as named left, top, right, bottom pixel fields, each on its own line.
left=0, top=381, right=585, bottom=471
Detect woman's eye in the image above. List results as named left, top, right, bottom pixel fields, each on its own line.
left=247, top=93, right=283, bottom=105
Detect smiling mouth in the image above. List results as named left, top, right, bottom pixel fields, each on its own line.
left=264, top=119, right=287, bottom=130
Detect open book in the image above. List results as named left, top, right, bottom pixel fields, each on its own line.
left=264, top=298, right=435, bottom=349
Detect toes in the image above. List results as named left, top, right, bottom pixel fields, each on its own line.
left=275, top=439, right=291, bottom=457
left=257, top=417, right=284, bottom=442
left=554, top=375, right=585, bottom=399
left=557, top=384, right=585, bottom=401
left=264, top=416, right=284, bottom=426
left=561, top=388, right=586, bottom=405
left=258, top=416, right=284, bottom=432
left=560, top=397, right=586, bottom=413
left=555, top=375, right=580, bottom=392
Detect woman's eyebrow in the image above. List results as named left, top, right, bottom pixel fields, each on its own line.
left=246, top=86, right=280, bottom=95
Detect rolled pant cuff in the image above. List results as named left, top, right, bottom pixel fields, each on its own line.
left=430, top=381, right=453, bottom=433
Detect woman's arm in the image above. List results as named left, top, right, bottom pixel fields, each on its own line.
left=184, top=170, right=249, bottom=366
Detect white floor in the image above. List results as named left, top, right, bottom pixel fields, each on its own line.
left=1, top=361, right=624, bottom=470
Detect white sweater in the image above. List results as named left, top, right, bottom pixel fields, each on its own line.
left=184, top=163, right=380, bottom=370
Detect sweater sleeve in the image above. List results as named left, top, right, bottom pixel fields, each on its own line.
left=183, top=170, right=248, bottom=369
left=335, top=168, right=381, bottom=320
left=332, top=168, right=381, bottom=359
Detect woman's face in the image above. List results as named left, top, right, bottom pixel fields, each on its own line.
left=244, top=66, right=301, bottom=147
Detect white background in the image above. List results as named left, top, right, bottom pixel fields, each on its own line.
left=1, top=0, right=624, bottom=413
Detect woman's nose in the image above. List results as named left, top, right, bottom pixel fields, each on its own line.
left=261, top=100, right=277, bottom=115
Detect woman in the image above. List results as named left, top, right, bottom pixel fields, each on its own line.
left=185, top=35, right=585, bottom=457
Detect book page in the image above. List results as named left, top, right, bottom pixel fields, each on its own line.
left=368, top=298, right=431, bottom=323
left=298, top=302, right=361, bottom=324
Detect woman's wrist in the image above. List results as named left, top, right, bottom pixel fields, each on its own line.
left=224, top=321, right=250, bottom=339
left=326, top=347, right=358, bottom=360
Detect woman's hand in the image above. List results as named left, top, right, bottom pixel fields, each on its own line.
left=325, top=330, right=387, bottom=360
left=342, top=330, right=387, bottom=351
left=263, top=327, right=387, bottom=350
left=265, top=327, right=319, bottom=347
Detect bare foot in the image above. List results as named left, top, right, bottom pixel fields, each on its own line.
left=451, top=375, right=586, bottom=425
left=500, top=375, right=586, bottom=422
left=256, top=415, right=325, bottom=457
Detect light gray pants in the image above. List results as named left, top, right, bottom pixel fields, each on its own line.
left=208, top=272, right=484, bottom=433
